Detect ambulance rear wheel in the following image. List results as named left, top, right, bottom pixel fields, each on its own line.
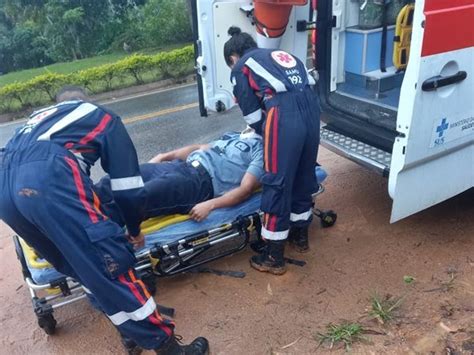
left=38, top=313, right=57, bottom=335
left=320, top=210, right=337, bottom=228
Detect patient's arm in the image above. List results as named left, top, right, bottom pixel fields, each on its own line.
left=149, top=144, right=210, bottom=163
left=189, top=172, right=261, bottom=222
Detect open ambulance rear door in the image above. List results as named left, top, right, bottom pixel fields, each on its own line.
left=192, top=0, right=311, bottom=115
left=389, top=0, right=474, bottom=222
left=192, top=0, right=474, bottom=224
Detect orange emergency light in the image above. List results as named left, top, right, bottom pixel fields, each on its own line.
left=254, top=0, right=308, bottom=49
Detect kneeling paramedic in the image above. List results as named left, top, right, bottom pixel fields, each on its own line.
left=223, top=27, right=321, bottom=275
left=0, top=86, right=209, bottom=355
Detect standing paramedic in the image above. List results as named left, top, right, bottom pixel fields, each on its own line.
left=223, top=27, right=321, bottom=275
left=0, top=86, right=209, bottom=355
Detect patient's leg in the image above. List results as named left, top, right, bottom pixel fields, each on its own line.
left=141, top=161, right=213, bottom=218
left=94, top=161, right=213, bottom=220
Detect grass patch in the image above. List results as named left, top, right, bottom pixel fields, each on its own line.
left=403, top=275, right=415, bottom=284
left=369, top=293, right=403, bottom=324
left=0, top=43, right=190, bottom=87
left=317, top=322, right=366, bottom=350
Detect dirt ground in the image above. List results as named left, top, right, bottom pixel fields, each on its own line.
left=1, top=147, right=473, bottom=354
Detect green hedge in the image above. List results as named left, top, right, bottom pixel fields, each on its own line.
left=0, top=45, right=194, bottom=115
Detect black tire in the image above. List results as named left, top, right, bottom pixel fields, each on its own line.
left=38, top=313, right=57, bottom=335
left=320, top=211, right=337, bottom=228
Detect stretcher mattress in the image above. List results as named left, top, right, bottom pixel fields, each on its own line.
left=25, top=167, right=327, bottom=284
left=28, top=260, right=65, bottom=285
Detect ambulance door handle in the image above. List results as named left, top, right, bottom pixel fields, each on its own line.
left=422, top=71, right=467, bottom=92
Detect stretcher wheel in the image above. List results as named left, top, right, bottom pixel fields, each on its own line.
left=320, top=210, right=337, bottom=228
left=38, top=313, right=57, bottom=335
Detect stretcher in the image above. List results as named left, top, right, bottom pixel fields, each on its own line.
left=13, top=167, right=336, bottom=335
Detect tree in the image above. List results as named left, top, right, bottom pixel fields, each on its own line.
left=11, top=24, right=51, bottom=69
left=0, top=0, right=194, bottom=73
left=143, top=0, right=192, bottom=47
left=62, top=7, right=85, bottom=60
left=43, top=0, right=112, bottom=61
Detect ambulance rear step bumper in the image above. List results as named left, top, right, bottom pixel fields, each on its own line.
left=320, top=126, right=392, bottom=177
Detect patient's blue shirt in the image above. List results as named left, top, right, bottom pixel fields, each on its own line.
left=187, top=132, right=264, bottom=196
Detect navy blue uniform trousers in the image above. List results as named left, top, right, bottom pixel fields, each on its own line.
left=260, top=89, right=320, bottom=240
left=0, top=142, right=174, bottom=349
left=95, top=161, right=214, bottom=224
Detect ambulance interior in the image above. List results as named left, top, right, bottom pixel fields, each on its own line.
left=322, top=0, right=415, bottom=135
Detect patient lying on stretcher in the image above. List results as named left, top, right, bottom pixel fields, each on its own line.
left=95, top=129, right=264, bottom=236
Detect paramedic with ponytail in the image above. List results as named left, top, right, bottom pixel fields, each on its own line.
left=223, top=27, right=321, bottom=275
left=0, top=86, right=209, bottom=355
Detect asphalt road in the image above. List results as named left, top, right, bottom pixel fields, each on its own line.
left=0, top=83, right=246, bottom=180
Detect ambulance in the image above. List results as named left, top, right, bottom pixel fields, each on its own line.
left=190, top=0, right=474, bottom=222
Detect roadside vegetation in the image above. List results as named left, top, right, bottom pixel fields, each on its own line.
left=0, top=44, right=187, bottom=87
left=0, top=0, right=195, bottom=117
left=0, top=46, right=194, bottom=115
left=0, top=0, right=192, bottom=74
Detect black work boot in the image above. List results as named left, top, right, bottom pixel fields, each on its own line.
left=121, top=336, right=143, bottom=355
left=288, top=226, right=309, bottom=253
left=155, top=335, right=209, bottom=355
left=250, top=240, right=287, bottom=275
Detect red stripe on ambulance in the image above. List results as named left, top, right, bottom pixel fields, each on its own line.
left=422, top=0, right=474, bottom=57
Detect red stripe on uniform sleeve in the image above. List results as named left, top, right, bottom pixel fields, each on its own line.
left=242, top=66, right=261, bottom=91
left=79, top=113, right=113, bottom=145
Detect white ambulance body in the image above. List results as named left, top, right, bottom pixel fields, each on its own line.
left=192, top=0, right=474, bottom=222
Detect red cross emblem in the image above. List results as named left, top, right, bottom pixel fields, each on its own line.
left=271, top=51, right=297, bottom=68
left=27, top=107, right=58, bottom=125
left=277, top=53, right=292, bottom=63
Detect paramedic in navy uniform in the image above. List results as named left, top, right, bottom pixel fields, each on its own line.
left=223, top=27, right=321, bottom=275
left=0, top=86, right=209, bottom=355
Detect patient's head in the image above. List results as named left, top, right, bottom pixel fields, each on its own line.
left=56, top=85, right=88, bottom=103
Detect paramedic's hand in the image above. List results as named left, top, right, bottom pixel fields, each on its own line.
left=128, top=231, right=145, bottom=249
left=190, top=201, right=214, bottom=222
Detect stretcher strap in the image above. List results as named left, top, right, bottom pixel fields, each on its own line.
left=380, top=1, right=388, bottom=73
